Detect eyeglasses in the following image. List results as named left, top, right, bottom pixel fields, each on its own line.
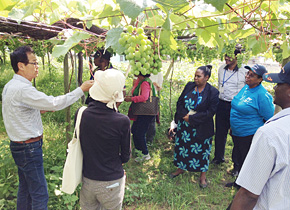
left=28, top=62, right=39, bottom=66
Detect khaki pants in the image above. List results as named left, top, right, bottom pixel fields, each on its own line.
left=80, top=175, right=126, bottom=210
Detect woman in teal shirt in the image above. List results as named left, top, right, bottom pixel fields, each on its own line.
left=228, top=64, right=274, bottom=186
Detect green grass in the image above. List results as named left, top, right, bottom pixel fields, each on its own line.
left=0, top=59, right=264, bottom=209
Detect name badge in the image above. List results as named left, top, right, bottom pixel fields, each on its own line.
left=220, top=86, right=224, bottom=94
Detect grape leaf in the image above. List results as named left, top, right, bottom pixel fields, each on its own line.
left=160, top=30, right=177, bottom=50
left=116, top=0, right=148, bottom=20
left=204, top=0, right=228, bottom=12
left=52, top=31, right=91, bottom=57
left=281, top=41, right=290, bottom=59
left=152, top=0, right=188, bottom=12
left=105, top=27, right=126, bottom=54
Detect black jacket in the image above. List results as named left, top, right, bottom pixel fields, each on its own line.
left=75, top=101, right=131, bottom=181
left=174, top=82, right=219, bottom=140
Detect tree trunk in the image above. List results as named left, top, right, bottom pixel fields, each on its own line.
left=63, top=53, right=71, bottom=143
left=77, top=52, right=85, bottom=103
left=164, top=59, right=174, bottom=80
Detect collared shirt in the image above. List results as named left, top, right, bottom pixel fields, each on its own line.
left=77, top=101, right=131, bottom=181
left=218, top=64, right=248, bottom=101
left=2, top=74, right=84, bottom=142
left=230, top=84, right=274, bottom=136
left=236, top=107, right=290, bottom=210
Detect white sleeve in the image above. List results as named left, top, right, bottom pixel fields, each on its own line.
left=236, top=127, right=277, bottom=195
left=20, top=86, right=84, bottom=111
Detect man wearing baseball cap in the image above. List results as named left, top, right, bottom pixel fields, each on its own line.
left=229, top=62, right=290, bottom=209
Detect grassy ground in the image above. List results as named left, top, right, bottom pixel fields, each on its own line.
left=0, top=59, right=257, bottom=209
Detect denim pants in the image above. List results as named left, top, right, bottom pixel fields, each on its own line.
left=10, top=139, right=48, bottom=210
left=131, top=115, right=154, bottom=155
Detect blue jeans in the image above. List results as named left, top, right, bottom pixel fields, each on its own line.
left=131, top=115, right=154, bottom=155
left=10, top=139, right=48, bottom=210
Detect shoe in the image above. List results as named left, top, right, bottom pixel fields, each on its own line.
left=231, top=169, right=239, bottom=177
left=225, top=182, right=240, bottom=189
left=135, top=154, right=151, bottom=162
left=169, top=171, right=184, bottom=179
left=211, top=159, right=225, bottom=165
left=199, top=180, right=208, bottom=188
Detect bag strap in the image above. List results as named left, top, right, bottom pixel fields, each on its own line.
left=74, top=106, right=87, bottom=140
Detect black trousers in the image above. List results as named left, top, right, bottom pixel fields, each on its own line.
left=214, top=99, right=238, bottom=168
left=232, top=134, right=254, bottom=171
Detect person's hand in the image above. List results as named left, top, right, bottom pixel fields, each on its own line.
left=80, top=80, right=94, bottom=92
left=124, top=96, right=132, bottom=102
left=168, top=128, right=175, bottom=135
left=183, top=114, right=189, bottom=122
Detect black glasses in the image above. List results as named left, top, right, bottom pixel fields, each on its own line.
left=28, top=62, right=39, bottom=66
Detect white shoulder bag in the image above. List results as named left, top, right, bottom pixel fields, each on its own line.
left=61, top=106, right=87, bottom=194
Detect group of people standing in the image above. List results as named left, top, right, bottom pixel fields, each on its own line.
left=168, top=49, right=275, bottom=190
left=2, top=45, right=290, bottom=210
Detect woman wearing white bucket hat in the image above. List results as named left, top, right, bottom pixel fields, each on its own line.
left=76, top=69, right=131, bottom=210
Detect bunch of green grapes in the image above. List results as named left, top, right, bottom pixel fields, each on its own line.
left=202, top=47, right=218, bottom=63
left=224, top=42, right=236, bottom=59
left=173, top=41, right=187, bottom=60
left=119, top=26, right=161, bottom=75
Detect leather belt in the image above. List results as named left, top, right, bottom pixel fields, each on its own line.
left=15, top=135, right=43, bottom=144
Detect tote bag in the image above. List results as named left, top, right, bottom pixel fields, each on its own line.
left=131, top=87, right=159, bottom=116
left=61, top=106, right=86, bottom=194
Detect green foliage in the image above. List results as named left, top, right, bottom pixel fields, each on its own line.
left=204, top=0, right=229, bottom=12
left=116, top=0, right=147, bottom=20
left=52, top=31, right=91, bottom=58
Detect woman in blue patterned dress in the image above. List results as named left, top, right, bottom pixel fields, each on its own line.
left=169, top=65, right=219, bottom=188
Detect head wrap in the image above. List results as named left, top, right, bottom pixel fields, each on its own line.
left=89, top=69, right=125, bottom=111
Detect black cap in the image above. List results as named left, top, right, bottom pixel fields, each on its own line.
left=263, top=61, right=290, bottom=84
left=245, top=64, right=267, bottom=76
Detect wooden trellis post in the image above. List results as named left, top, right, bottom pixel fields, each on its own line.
left=63, top=53, right=71, bottom=143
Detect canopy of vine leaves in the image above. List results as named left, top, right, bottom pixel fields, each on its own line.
left=0, top=0, right=290, bottom=68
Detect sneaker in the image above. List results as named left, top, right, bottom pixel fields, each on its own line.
left=135, top=154, right=151, bottom=162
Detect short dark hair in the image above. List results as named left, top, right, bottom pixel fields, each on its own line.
left=197, top=65, right=212, bottom=79
left=10, top=46, right=34, bottom=73
left=94, top=49, right=112, bottom=61
left=234, top=49, right=241, bottom=56
left=139, top=72, right=151, bottom=78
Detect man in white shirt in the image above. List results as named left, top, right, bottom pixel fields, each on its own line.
left=229, top=61, right=290, bottom=210
left=2, top=46, right=93, bottom=210
left=212, top=49, right=248, bottom=178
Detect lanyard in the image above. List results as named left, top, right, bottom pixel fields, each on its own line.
left=222, top=69, right=236, bottom=87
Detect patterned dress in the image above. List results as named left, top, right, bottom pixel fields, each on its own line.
left=173, top=89, right=212, bottom=172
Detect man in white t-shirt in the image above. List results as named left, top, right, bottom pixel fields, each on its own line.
left=229, top=61, right=290, bottom=210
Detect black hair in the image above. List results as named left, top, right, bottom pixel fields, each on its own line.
left=197, top=65, right=212, bottom=79
left=10, top=46, right=34, bottom=73
left=94, top=49, right=112, bottom=61
left=139, top=72, right=151, bottom=78
left=234, top=49, right=241, bottom=56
